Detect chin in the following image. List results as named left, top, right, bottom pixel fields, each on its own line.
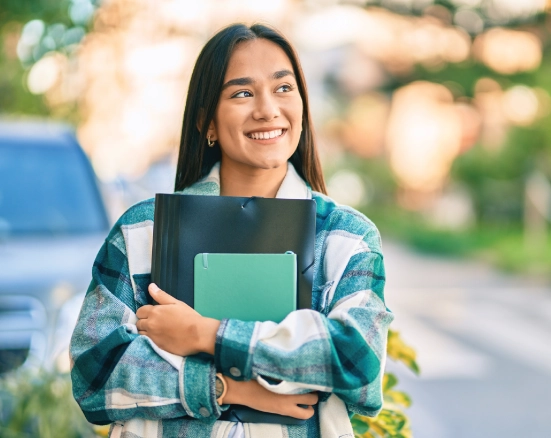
left=254, top=158, right=289, bottom=170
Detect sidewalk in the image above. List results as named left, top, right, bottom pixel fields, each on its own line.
left=382, top=239, right=551, bottom=438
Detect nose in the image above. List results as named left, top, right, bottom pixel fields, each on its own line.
left=252, top=91, right=280, bottom=121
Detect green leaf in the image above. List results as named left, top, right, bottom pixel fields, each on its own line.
left=351, top=416, right=370, bottom=434
left=382, top=372, right=399, bottom=391
left=384, top=389, right=412, bottom=408
left=387, top=329, right=421, bottom=375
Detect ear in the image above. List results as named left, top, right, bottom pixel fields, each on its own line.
left=196, top=111, right=218, bottom=141
left=206, top=120, right=217, bottom=141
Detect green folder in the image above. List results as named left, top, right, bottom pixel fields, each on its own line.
left=193, top=253, right=297, bottom=323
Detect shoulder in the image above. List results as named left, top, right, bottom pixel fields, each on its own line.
left=312, top=191, right=383, bottom=255
left=104, top=197, right=155, bottom=246
left=114, top=197, right=155, bottom=228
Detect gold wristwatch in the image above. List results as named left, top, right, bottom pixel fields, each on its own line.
left=215, top=373, right=227, bottom=405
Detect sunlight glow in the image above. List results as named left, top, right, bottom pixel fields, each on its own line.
left=386, top=82, right=463, bottom=193
left=27, top=54, right=63, bottom=94
left=502, top=86, right=540, bottom=126
left=22, top=0, right=543, bottom=183
left=474, top=28, right=542, bottom=74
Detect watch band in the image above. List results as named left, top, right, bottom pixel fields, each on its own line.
left=215, top=373, right=228, bottom=405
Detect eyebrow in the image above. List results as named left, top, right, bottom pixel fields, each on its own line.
left=222, top=69, right=296, bottom=90
left=273, top=69, right=295, bottom=80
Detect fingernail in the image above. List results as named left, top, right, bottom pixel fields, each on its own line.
left=149, top=283, right=159, bottom=293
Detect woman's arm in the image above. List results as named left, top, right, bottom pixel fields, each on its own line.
left=135, top=284, right=319, bottom=420
left=214, top=220, right=393, bottom=417
left=223, top=377, right=318, bottom=420
left=69, top=215, right=223, bottom=425
left=70, top=210, right=317, bottom=424
left=140, top=215, right=392, bottom=417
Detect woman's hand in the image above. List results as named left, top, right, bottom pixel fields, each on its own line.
left=136, top=283, right=220, bottom=356
left=224, top=378, right=318, bottom=420
left=138, top=286, right=318, bottom=419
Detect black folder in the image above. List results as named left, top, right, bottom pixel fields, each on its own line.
left=151, top=193, right=316, bottom=311
left=150, top=193, right=317, bottom=425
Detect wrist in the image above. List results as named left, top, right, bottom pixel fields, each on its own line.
left=215, top=373, right=228, bottom=405
left=223, top=377, right=248, bottom=405
left=198, top=317, right=220, bottom=355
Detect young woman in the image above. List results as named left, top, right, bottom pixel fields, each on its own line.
left=70, top=23, right=393, bottom=438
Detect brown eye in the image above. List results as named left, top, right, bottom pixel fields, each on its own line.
left=276, top=84, right=293, bottom=93
left=232, top=90, right=253, bottom=98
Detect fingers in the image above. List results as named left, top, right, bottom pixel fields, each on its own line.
left=289, top=404, right=315, bottom=420
left=148, top=283, right=178, bottom=305
left=277, top=396, right=316, bottom=420
left=235, top=380, right=318, bottom=420
left=136, top=304, right=152, bottom=319
left=136, top=318, right=147, bottom=334
left=297, top=392, right=319, bottom=406
left=273, top=392, right=318, bottom=420
left=286, top=392, right=318, bottom=420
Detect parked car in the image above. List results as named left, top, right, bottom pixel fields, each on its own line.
left=0, top=122, right=110, bottom=373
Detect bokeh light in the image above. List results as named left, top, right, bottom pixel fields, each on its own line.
left=474, top=28, right=542, bottom=75
left=386, top=82, right=464, bottom=196
left=327, top=170, right=367, bottom=207
left=502, top=85, right=540, bottom=126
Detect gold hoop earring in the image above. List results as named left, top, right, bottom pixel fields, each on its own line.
left=207, top=135, right=215, bottom=147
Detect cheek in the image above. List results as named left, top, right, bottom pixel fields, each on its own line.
left=291, top=103, right=304, bottom=141
left=214, top=103, right=242, bottom=137
left=284, top=98, right=303, bottom=132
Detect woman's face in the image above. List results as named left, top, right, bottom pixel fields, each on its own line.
left=209, top=38, right=303, bottom=173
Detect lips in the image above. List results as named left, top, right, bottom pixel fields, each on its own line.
left=246, top=129, right=286, bottom=140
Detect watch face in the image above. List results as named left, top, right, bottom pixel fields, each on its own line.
left=215, top=376, right=224, bottom=398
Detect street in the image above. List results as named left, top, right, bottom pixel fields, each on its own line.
left=383, top=240, right=551, bottom=438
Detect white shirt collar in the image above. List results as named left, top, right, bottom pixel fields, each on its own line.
left=201, top=162, right=311, bottom=200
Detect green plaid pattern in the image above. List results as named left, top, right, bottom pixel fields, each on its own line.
left=70, top=164, right=393, bottom=438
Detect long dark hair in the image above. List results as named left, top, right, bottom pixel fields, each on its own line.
left=174, top=23, right=327, bottom=194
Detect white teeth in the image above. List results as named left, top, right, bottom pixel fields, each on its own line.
left=248, top=129, right=283, bottom=140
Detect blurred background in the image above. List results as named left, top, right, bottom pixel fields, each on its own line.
left=1, top=0, right=551, bottom=437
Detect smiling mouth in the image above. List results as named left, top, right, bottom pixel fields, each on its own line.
left=246, top=129, right=286, bottom=140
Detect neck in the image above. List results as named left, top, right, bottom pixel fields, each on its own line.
left=219, top=161, right=288, bottom=198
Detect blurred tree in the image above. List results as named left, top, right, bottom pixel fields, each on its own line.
left=0, top=0, right=71, bottom=26
left=0, top=1, right=69, bottom=115
left=0, top=0, right=89, bottom=116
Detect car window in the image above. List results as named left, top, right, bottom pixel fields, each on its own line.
left=0, top=141, right=109, bottom=235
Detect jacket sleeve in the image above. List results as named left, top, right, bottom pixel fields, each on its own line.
left=214, top=221, right=393, bottom=417
left=69, top=222, right=223, bottom=425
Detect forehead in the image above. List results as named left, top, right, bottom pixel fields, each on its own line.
left=225, top=39, right=294, bottom=80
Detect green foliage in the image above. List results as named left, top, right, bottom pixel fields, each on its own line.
left=411, top=61, right=538, bottom=98
left=352, top=329, right=419, bottom=438
left=0, top=0, right=71, bottom=28
left=386, top=330, right=420, bottom=376
left=476, top=229, right=551, bottom=275
left=452, top=126, right=550, bottom=224
left=0, top=368, right=107, bottom=438
left=0, top=1, right=65, bottom=116
left=0, top=0, right=89, bottom=116
left=365, top=201, right=551, bottom=278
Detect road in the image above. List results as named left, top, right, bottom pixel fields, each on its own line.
left=382, top=240, right=551, bottom=438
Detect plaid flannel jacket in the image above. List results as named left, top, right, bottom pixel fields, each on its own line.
left=70, top=163, right=394, bottom=438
